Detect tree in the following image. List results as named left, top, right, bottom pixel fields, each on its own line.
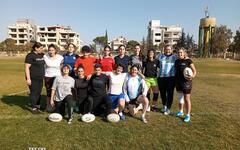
left=126, top=40, right=139, bottom=52
left=105, top=30, right=108, bottom=45
left=231, top=28, right=240, bottom=53
left=176, top=29, right=187, bottom=49
left=211, top=25, right=232, bottom=56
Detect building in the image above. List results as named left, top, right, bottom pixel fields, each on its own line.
left=8, top=19, right=36, bottom=45
left=111, top=36, right=128, bottom=51
left=8, top=19, right=82, bottom=51
left=148, top=20, right=182, bottom=46
left=36, top=25, right=81, bottom=51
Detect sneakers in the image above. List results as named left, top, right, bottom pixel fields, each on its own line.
left=119, top=114, right=126, bottom=120
left=147, top=105, right=151, bottom=112
left=176, top=111, right=184, bottom=117
left=164, top=109, right=171, bottom=115
left=141, top=116, right=148, bottom=124
left=32, top=108, right=40, bottom=114
left=136, top=103, right=143, bottom=111
left=68, top=115, right=73, bottom=124
left=160, top=106, right=167, bottom=113
left=68, top=117, right=73, bottom=124
left=184, top=115, right=190, bottom=123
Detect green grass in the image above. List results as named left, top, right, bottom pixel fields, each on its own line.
left=0, top=57, right=240, bottom=149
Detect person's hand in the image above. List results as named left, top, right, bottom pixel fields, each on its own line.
left=186, top=75, right=193, bottom=81
left=50, top=100, right=55, bottom=107
left=26, top=79, right=31, bottom=86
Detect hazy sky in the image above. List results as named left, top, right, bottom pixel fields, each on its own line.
left=0, top=0, right=239, bottom=44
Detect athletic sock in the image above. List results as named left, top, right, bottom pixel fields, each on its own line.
left=142, top=113, right=145, bottom=118
left=119, top=112, right=123, bottom=116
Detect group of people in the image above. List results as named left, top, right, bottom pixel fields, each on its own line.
left=24, top=42, right=196, bottom=124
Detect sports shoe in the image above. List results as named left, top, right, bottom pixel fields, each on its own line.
left=160, top=106, right=167, bottom=113
left=147, top=105, right=151, bottom=112
left=184, top=115, right=190, bottom=123
left=136, top=103, right=143, bottom=111
left=32, top=108, right=40, bottom=114
left=141, top=116, right=148, bottom=124
left=68, top=116, right=73, bottom=124
left=176, top=111, right=184, bottom=117
left=119, top=114, right=126, bottom=120
left=164, top=109, right=170, bottom=115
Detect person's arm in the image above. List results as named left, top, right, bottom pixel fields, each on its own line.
left=50, top=77, right=58, bottom=106
left=188, top=63, right=197, bottom=81
left=123, top=76, right=130, bottom=102
left=25, top=63, right=31, bottom=86
left=137, top=72, right=145, bottom=79
left=50, top=89, right=56, bottom=107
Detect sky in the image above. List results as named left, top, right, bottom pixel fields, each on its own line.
left=0, top=0, right=240, bottom=44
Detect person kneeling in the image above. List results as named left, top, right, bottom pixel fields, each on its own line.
left=123, top=65, right=149, bottom=123
left=87, top=64, right=112, bottom=118
left=50, top=65, right=75, bottom=124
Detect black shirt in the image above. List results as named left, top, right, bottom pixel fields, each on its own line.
left=25, top=51, right=45, bottom=79
left=143, top=58, right=159, bottom=78
left=89, top=74, right=109, bottom=97
left=75, top=77, right=89, bottom=99
left=114, top=55, right=130, bottom=73
left=175, top=58, right=193, bottom=81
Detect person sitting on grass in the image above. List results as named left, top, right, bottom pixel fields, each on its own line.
left=175, top=47, right=197, bottom=123
left=50, top=65, right=75, bottom=124
left=123, top=65, right=149, bottom=123
left=74, top=65, right=91, bottom=115
left=87, top=64, right=112, bottom=117
left=106, top=63, right=127, bottom=120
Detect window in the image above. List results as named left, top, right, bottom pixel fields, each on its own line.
left=155, top=33, right=161, bottom=36
left=40, top=27, right=45, bottom=31
left=48, top=39, right=56, bottom=42
left=164, top=34, right=169, bottom=37
left=155, top=40, right=161, bottom=42
left=164, top=40, right=169, bottom=43
left=40, top=38, right=45, bottom=42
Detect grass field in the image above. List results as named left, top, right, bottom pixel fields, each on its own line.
left=0, top=57, right=240, bottom=150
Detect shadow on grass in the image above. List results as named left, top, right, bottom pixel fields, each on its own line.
left=1, top=95, right=46, bottom=112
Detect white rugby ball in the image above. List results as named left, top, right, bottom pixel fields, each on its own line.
left=48, top=113, right=62, bottom=122
left=183, top=67, right=193, bottom=79
left=107, top=113, right=120, bottom=123
left=81, top=113, right=95, bottom=123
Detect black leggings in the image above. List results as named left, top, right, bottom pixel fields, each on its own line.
left=88, top=95, right=112, bottom=116
left=157, top=77, right=175, bottom=109
left=54, top=95, right=74, bottom=119
left=77, top=97, right=91, bottom=114
left=29, top=79, right=43, bottom=109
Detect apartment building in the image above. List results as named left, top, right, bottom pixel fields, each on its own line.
left=36, top=25, right=81, bottom=51
left=8, top=19, right=82, bottom=51
left=148, top=20, right=182, bottom=46
left=8, top=19, right=36, bottom=45
left=111, top=36, right=128, bottom=51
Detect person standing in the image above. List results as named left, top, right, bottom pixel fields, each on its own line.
left=97, top=45, right=115, bottom=74
left=25, top=42, right=45, bottom=114
left=63, top=43, right=78, bottom=78
left=143, top=49, right=159, bottom=111
left=175, top=48, right=196, bottom=122
left=157, top=45, right=177, bottom=115
left=50, top=65, right=75, bottom=124
left=43, top=44, right=63, bottom=112
left=129, top=44, right=145, bottom=72
left=74, top=45, right=96, bottom=77
left=114, top=45, right=130, bottom=73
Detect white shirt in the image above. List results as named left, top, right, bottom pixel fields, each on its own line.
left=44, top=54, right=63, bottom=77
left=107, top=72, right=127, bottom=95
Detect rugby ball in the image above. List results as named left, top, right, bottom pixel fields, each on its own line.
left=81, top=113, right=95, bottom=123
left=107, top=113, right=120, bottom=123
left=48, top=113, right=62, bottom=122
left=183, top=67, right=193, bottom=79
